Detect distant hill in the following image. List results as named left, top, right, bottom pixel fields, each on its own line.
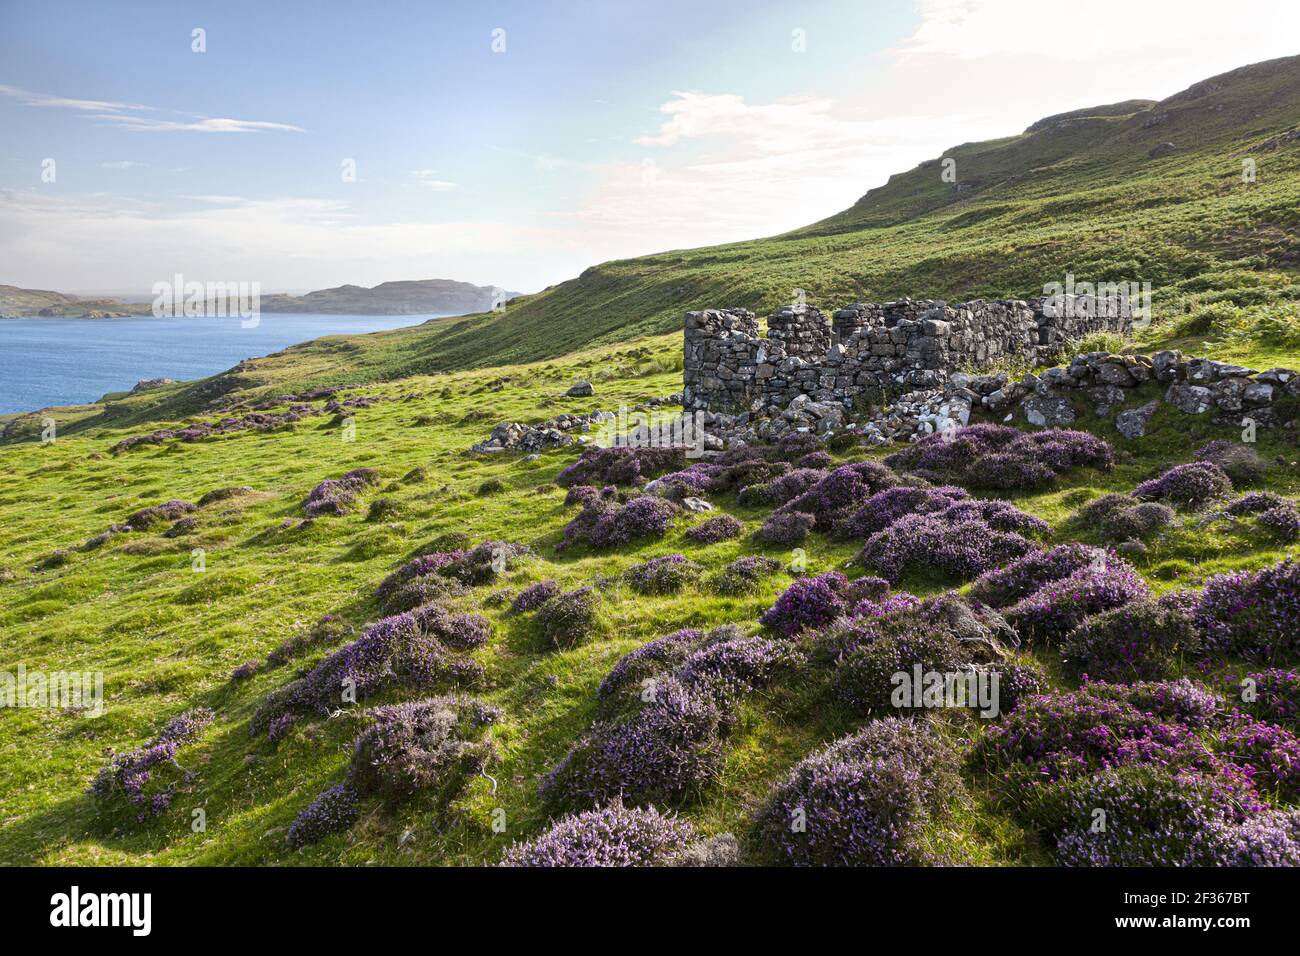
left=257, top=279, right=521, bottom=315
left=0, top=279, right=520, bottom=318
left=0, top=285, right=144, bottom=318
left=148, top=53, right=1299, bottom=398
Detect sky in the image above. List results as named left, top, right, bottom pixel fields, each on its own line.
left=1, top=0, right=1298, bottom=295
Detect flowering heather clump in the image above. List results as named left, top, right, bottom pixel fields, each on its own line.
left=302, top=469, right=381, bottom=518
left=597, top=628, right=706, bottom=702
left=963, top=451, right=1055, bottom=490
left=834, top=485, right=969, bottom=539
left=231, top=660, right=259, bottom=681
left=125, top=498, right=196, bottom=531
left=716, top=458, right=791, bottom=497
left=760, top=572, right=849, bottom=637
left=1060, top=592, right=1201, bottom=681
left=1195, top=559, right=1300, bottom=660
left=563, top=484, right=602, bottom=507
left=1195, top=438, right=1265, bottom=486
left=1047, top=767, right=1238, bottom=867
left=346, top=697, right=498, bottom=806
left=555, top=446, right=687, bottom=488
left=1225, top=491, right=1287, bottom=516
left=775, top=430, right=821, bottom=462
left=935, top=499, right=1051, bottom=536
left=1215, top=713, right=1300, bottom=802
left=500, top=800, right=695, bottom=867
left=677, top=636, right=803, bottom=702
left=286, top=784, right=360, bottom=850
left=755, top=718, right=958, bottom=866
left=89, top=708, right=215, bottom=823
left=968, top=544, right=1100, bottom=609
left=777, top=461, right=900, bottom=529
left=752, top=468, right=828, bottom=507
left=855, top=514, right=1035, bottom=583
left=267, top=713, right=298, bottom=742
left=251, top=612, right=483, bottom=733
left=565, top=496, right=679, bottom=549
left=685, top=513, right=743, bottom=544
left=379, top=574, right=467, bottom=615
left=536, top=586, right=602, bottom=650
left=376, top=552, right=464, bottom=602
left=540, top=677, right=726, bottom=809
left=626, top=554, right=704, bottom=595
left=439, top=540, right=532, bottom=585
left=510, top=579, right=560, bottom=613
left=1132, top=461, right=1233, bottom=510
left=1219, top=810, right=1300, bottom=866
left=1259, top=503, right=1300, bottom=542
left=1238, top=669, right=1300, bottom=728
left=824, top=610, right=965, bottom=714
left=1004, top=559, right=1149, bottom=644
left=756, top=510, right=816, bottom=546
left=886, top=423, right=1020, bottom=475
left=709, top=555, right=783, bottom=596
left=796, top=450, right=834, bottom=470
left=887, top=425, right=1113, bottom=490
left=412, top=603, right=493, bottom=650
left=651, top=463, right=721, bottom=500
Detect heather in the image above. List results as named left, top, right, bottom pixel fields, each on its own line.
left=1131, top=461, right=1233, bottom=510
left=1060, top=592, right=1201, bottom=681
left=968, top=544, right=1101, bottom=609
left=286, top=784, right=360, bottom=850
left=536, top=586, right=602, bottom=649
left=1238, top=669, right=1300, bottom=728
left=708, top=555, right=783, bottom=596
left=89, top=708, right=215, bottom=824
left=597, top=628, right=706, bottom=702
left=684, top=513, right=743, bottom=544
left=509, top=579, right=560, bottom=613
left=626, top=554, right=704, bottom=595
left=251, top=612, right=484, bottom=733
left=855, top=512, right=1035, bottom=583
left=346, top=697, right=499, bottom=806
left=885, top=425, right=1113, bottom=490
left=539, top=676, right=727, bottom=810
left=302, top=468, right=382, bottom=518
left=500, top=801, right=695, bottom=867
left=760, top=572, right=849, bottom=637
left=773, top=461, right=900, bottom=529
left=755, top=510, right=816, bottom=546
left=754, top=718, right=959, bottom=866
left=562, top=495, right=679, bottom=549
left=1003, top=558, right=1149, bottom=644
left=1195, top=559, right=1300, bottom=660
left=555, top=447, right=687, bottom=488
left=834, top=484, right=969, bottom=539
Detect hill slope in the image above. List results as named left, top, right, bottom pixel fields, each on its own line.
left=68, top=53, right=1296, bottom=426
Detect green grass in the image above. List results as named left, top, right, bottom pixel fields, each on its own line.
left=2, top=54, right=1300, bottom=866
left=0, top=327, right=1297, bottom=865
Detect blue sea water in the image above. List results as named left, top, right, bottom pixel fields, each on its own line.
left=0, top=313, right=446, bottom=415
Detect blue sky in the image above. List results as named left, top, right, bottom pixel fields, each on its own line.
left=2, top=0, right=1297, bottom=294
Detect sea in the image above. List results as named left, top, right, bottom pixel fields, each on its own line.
left=0, top=313, right=446, bottom=415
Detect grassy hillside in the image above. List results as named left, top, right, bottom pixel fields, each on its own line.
left=2, top=56, right=1299, bottom=868
left=25, top=53, right=1293, bottom=429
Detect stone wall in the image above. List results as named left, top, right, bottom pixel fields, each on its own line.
left=683, top=295, right=1132, bottom=414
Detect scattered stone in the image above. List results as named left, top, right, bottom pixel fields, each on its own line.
left=1116, top=400, right=1160, bottom=439
left=565, top=381, right=595, bottom=397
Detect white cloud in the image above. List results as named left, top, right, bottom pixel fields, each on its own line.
left=0, top=83, right=303, bottom=134
left=410, top=170, right=458, bottom=191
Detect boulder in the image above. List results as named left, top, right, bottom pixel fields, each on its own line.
left=1165, top=383, right=1214, bottom=415
left=1021, top=394, right=1075, bottom=427
left=565, top=381, right=595, bottom=397
left=1115, top=400, right=1159, bottom=439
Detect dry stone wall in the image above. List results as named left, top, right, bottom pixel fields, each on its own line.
left=683, top=296, right=1132, bottom=414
